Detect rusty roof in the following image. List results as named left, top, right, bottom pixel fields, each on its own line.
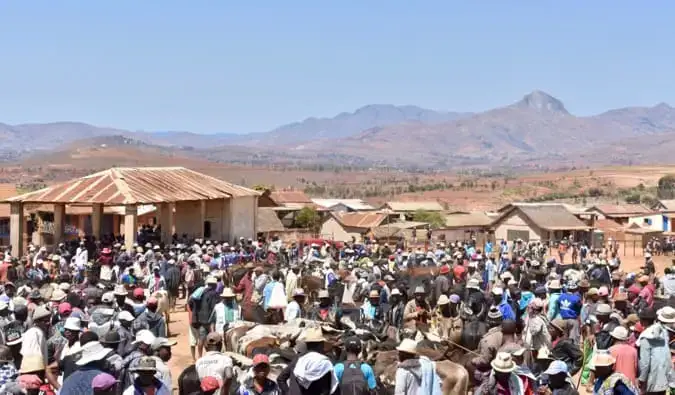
left=257, top=208, right=286, bottom=233
left=2, top=167, right=259, bottom=205
left=334, top=212, right=388, bottom=229
left=587, top=204, right=652, bottom=217
left=0, top=184, right=18, bottom=200
left=269, top=190, right=312, bottom=204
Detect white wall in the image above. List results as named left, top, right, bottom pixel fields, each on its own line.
left=628, top=214, right=665, bottom=231
left=229, top=196, right=257, bottom=241
left=320, top=217, right=361, bottom=242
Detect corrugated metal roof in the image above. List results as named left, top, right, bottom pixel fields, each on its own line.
left=657, top=200, right=675, bottom=211
left=444, top=212, right=492, bottom=228
left=269, top=190, right=312, bottom=204
left=334, top=212, right=388, bottom=229
left=384, top=201, right=444, bottom=212
left=495, top=205, right=590, bottom=231
left=311, top=198, right=375, bottom=211
left=2, top=167, right=259, bottom=205
left=257, top=208, right=286, bottom=233
left=587, top=204, right=652, bottom=216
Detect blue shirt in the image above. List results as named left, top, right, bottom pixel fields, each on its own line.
left=557, top=292, right=581, bottom=319
left=60, top=367, right=105, bottom=395
left=547, top=293, right=562, bottom=320
left=334, top=361, right=377, bottom=390
left=485, top=242, right=493, bottom=254
left=262, top=280, right=278, bottom=310
left=498, top=292, right=516, bottom=321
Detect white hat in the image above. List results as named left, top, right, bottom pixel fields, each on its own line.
left=507, top=279, right=517, bottom=286
left=63, top=317, right=82, bottom=331
left=591, top=351, right=616, bottom=367
left=492, top=287, right=504, bottom=296
left=101, top=292, right=115, bottom=304
left=318, top=290, right=330, bottom=299
left=658, top=306, right=675, bottom=324
left=396, top=339, right=418, bottom=354
left=32, top=305, right=51, bottom=321
left=610, top=326, right=629, bottom=341
left=113, top=285, right=128, bottom=296
left=152, top=337, right=177, bottom=351
left=220, top=288, right=235, bottom=298
left=118, top=311, right=135, bottom=322
left=293, top=288, right=305, bottom=297
left=76, top=341, right=112, bottom=366
left=437, top=295, right=450, bottom=306
left=491, top=352, right=517, bottom=373
left=466, top=278, right=481, bottom=290
left=414, top=286, right=426, bottom=294
left=205, top=276, right=218, bottom=285
left=50, top=289, right=67, bottom=302
left=132, top=330, right=156, bottom=346
left=59, top=283, right=71, bottom=292
left=390, top=288, right=402, bottom=296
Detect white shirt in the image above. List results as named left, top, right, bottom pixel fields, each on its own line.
left=20, top=327, right=46, bottom=362
left=195, top=351, right=233, bottom=384
left=210, top=302, right=241, bottom=335
left=152, top=356, right=172, bottom=393
left=285, top=301, right=301, bottom=321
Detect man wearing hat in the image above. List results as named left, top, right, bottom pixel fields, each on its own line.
left=134, top=295, right=167, bottom=338
left=195, top=332, right=233, bottom=392
left=434, top=294, right=463, bottom=344
left=635, top=307, right=672, bottom=394
left=474, top=352, right=522, bottom=395
left=384, top=288, right=405, bottom=329
left=277, top=327, right=327, bottom=393
left=395, top=338, right=443, bottom=394
left=124, top=356, right=170, bottom=395
left=150, top=338, right=176, bottom=393
left=403, top=286, right=431, bottom=331
left=188, top=276, right=219, bottom=359
left=209, top=288, right=241, bottom=337
left=547, top=279, right=563, bottom=321
left=590, top=352, right=639, bottom=394
left=21, top=305, right=50, bottom=363
left=434, top=264, right=452, bottom=307
left=361, top=289, right=386, bottom=323
left=284, top=288, right=305, bottom=322
left=538, top=360, right=577, bottom=395
left=548, top=318, right=583, bottom=377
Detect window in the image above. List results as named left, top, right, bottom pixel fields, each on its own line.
left=0, top=219, right=9, bottom=236
left=506, top=229, right=530, bottom=242
left=203, top=221, right=212, bottom=239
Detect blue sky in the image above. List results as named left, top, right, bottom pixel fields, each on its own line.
left=1, top=1, right=674, bottom=134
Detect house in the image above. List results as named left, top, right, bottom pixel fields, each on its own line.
left=435, top=211, right=494, bottom=245
left=256, top=207, right=286, bottom=237
left=381, top=201, right=444, bottom=221
left=320, top=212, right=389, bottom=242
left=258, top=190, right=315, bottom=209
left=653, top=200, right=675, bottom=212
left=369, top=221, right=428, bottom=244
left=311, top=199, right=375, bottom=212
left=491, top=204, right=591, bottom=242
left=585, top=204, right=652, bottom=224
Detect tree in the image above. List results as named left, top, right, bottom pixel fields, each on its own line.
left=624, top=192, right=641, bottom=204
left=412, top=209, right=446, bottom=229
left=294, top=207, right=321, bottom=231
left=658, top=174, right=675, bottom=199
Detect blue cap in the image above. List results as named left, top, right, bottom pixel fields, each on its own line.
left=544, top=360, right=569, bottom=376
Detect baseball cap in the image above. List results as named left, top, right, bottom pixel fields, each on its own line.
left=147, top=297, right=158, bottom=306
left=132, top=330, right=156, bottom=346
left=92, top=373, right=118, bottom=391
left=252, top=354, right=270, bottom=367
left=118, top=311, right=135, bottom=322
left=63, top=317, right=82, bottom=332
left=152, top=337, right=177, bottom=350
left=200, top=376, right=220, bottom=392
left=206, top=332, right=222, bottom=346
left=58, top=302, right=73, bottom=315
left=544, top=360, right=569, bottom=376
left=133, top=288, right=145, bottom=298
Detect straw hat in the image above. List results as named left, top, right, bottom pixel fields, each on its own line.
left=318, top=290, right=330, bottom=299
left=491, top=352, right=517, bottom=373
left=390, top=288, right=402, bottom=296
left=592, top=352, right=616, bottom=367
left=414, top=286, right=426, bottom=294
left=130, top=356, right=157, bottom=372
left=303, top=327, right=326, bottom=343
left=396, top=339, right=418, bottom=355
left=658, top=306, right=675, bottom=324
left=368, top=290, right=380, bottom=298
left=19, top=355, right=45, bottom=374
left=548, top=280, right=562, bottom=290
left=220, top=288, right=235, bottom=298
left=76, top=342, right=113, bottom=366
left=536, top=347, right=553, bottom=360
left=610, top=326, right=629, bottom=341
left=466, top=278, right=481, bottom=290
left=437, top=295, right=450, bottom=306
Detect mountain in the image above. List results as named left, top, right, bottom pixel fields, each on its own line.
left=591, top=102, right=675, bottom=134
left=242, top=104, right=472, bottom=146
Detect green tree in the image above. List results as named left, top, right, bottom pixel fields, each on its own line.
left=294, top=207, right=321, bottom=231
left=624, top=192, right=641, bottom=204
left=658, top=174, right=675, bottom=199
left=412, top=209, right=446, bottom=229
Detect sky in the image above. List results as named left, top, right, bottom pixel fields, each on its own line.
left=1, top=2, right=675, bottom=134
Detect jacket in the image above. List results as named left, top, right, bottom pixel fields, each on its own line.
left=524, top=313, right=551, bottom=351
left=551, top=338, right=583, bottom=376
left=133, top=310, right=167, bottom=338
left=638, top=322, right=673, bottom=392
left=474, top=326, right=503, bottom=367
left=394, top=356, right=442, bottom=395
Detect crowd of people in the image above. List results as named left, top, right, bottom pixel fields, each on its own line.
left=0, top=235, right=672, bottom=395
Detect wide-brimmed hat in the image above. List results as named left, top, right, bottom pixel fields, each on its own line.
left=491, top=352, right=517, bottom=373
left=118, top=311, right=135, bottom=322
left=32, top=306, right=51, bottom=321
left=152, top=337, right=177, bottom=350
left=76, top=341, right=112, bottom=366
left=63, top=317, right=82, bottom=332
left=610, top=326, right=629, bottom=341
left=101, top=331, right=122, bottom=345
left=658, top=306, right=675, bottom=324
left=113, top=285, right=128, bottom=296
left=544, top=360, right=569, bottom=376
left=536, top=347, right=553, bottom=360
left=130, top=356, right=157, bottom=372
left=596, top=303, right=612, bottom=315
left=548, top=280, right=562, bottom=290
left=132, top=330, right=157, bottom=346
left=396, top=338, right=418, bottom=355
left=303, top=327, right=326, bottom=343
left=318, top=290, right=330, bottom=299
left=368, top=290, right=380, bottom=298
left=19, top=355, right=45, bottom=374
left=466, top=278, right=481, bottom=290
left=437, top=295, right=450, bottom=306
left=550, top=318, right=566, bottom=333
left=390, top=288, right=401, bottom=296
left=220, top=288, right=235, bottom=298
left=592, top=352, right=616, bottom=367
left=293, top=288, right=305, bottom=297
left=414, top=286, right=425, bottom=294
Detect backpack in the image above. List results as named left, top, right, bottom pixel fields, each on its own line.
left=339, top=361, right=369, bottom=395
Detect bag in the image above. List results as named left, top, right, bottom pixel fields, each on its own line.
left=339, top=361, right=369, bottom=395
left=268, top=282, right=288, bottom=309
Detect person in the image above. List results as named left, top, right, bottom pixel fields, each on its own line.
left=386, top=288, right=405, bottom=329
left=189, top=276, right=219, bottom=359
left=286, top=265, right=300, bottom=302
left=539, top=360, right=579, bottom=395
left=195, top=332, right=233, bottom=391
left=434, top=294, right=463, bottom=343
left=277, top=327, right=327, bottom=394
left=491, top=287, right=515, bottom=321
left=285, top=289, right=306, bottom=322
left=116, top=311, right=136, bottom=356
left=0, top=345, right=18, bottom=389
left=238, top=354, right=281, bottom=395
left=134, top=296, right=167, bottom=338
left=210, top=287, right=241, bottom=337
left=17, top=354, right=55, bottom=395
left=524, top=298, right=552, bottom=359
left=547, top=280, right=562, bottom=321
left=21, top=305, right=50, bottom=362
left=121, top=330, right=156, bottom=390
left=474, top=352, right=523, bottom=395
left=263, top=271, right=285, bottom=311
left=360, top=289, right=385, bottom=323
left=403, top=286, right=430, bottom=331
left=637, top=306, right=673, bottom=394
left=308, top=290, right=339, bottom=325
left=591, top=352, right=638, bottom=395
left=92, top=372, right=118, bottom=395
left=60, top=339, right=111, bottom=394
left=557, top=282, right=581, bottom=343
left=149, top=337, right=175, bottom=392
left=123, top=356, right=171, bottom=395
left=334, top=337, right=376, bottom=395
left=608, top=326, right=638, bottom=386
left=394, top=338, right=442, bottom=395
left=288, top=337, right=339, bottom=395
left=473, top=307, right=504, bottom=371
left=549, top=318, right=583, bottom=377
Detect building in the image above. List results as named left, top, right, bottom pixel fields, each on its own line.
left=435, top=211, right=494, bottom=244
left=320, top=212, right=389, bottom=242
left=491, top=204, right=591, bottom=242
left=585, top=204, right=652, bottom=224
left=1, top=167, right=260, bottom=253
left=381, top=201, right=444, bottom=221
left=369, top=221, right=428, bottom=244
left=311, top=198, right=375, bottom=212
left=259, top=190, right=315, bottom=209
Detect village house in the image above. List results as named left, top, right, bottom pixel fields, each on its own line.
left=380, top=200, right=444, bottom=221
left=311, top=198, right=375, bottom=213
left=1, top=167, right=260, bottom=254
left=491, top=203, right=591, bottom=243
left=369, top=221, right=429, bottom=244
left=434, top=211, right=494, bottom=245
left=585, top=204, right=652, bottom=224
left=319, top=212, right=390, bottom=242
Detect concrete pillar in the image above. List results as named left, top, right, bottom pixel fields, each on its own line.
left=91, top=203, right=103, bottom=241
left=199, top=200, right=206, bottom=239
left=9, top=202, right=23, bottom=256
left=53, top=203, right=65, bottom=247
left=159, top=203, right=174, bottom=244
left=124, top=205, right=137, bottom=251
